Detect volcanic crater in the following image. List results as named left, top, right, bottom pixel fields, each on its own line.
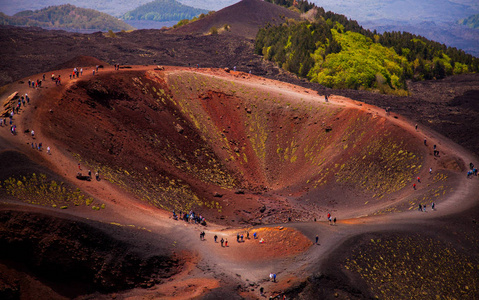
left=1, top=64, right=478, bottom=299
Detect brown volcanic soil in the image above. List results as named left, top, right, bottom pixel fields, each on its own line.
left=170, top=0, right=300, bottom=39
left=1, top=65, right=478, bottom=299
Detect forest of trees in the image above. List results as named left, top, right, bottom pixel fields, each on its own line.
left=0, top=4, right=134, bottom=31
left=122, top=0, right=208, bottom=22
left=256, top=0, right=479, bottom=94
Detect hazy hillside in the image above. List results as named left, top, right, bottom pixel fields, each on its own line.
left=0, top=0, right=152, bottom=17
left=458, top=14, right=479, bottom=29
left=122, top=0, right=208, bottom=22
left=309, top=0, right=478, bottom=23
left=0, top=4, right=134, bottom=31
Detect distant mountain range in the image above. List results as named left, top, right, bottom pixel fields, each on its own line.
left=0, top=4, right=134, bottom=32
left=458, top=13, right=479, bottom=29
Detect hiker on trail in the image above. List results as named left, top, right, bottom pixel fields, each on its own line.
left=28, top=79, right=31, bottom=87
left=315, top=235, right=319, bottom=244
left=225, top=239, right=228, bottom=247
left=214, top=235, right=218, bottom=243
left=470, top=162, right=474, bottom=170
left=415, top=124, right=418, bottom=131
left=424, top=138, right=427, bottom=146
left=273, top=273, right=277, bottom=282
left=38, top=143, right=42, bottom=151
left=96, top=171, right=100, bottom=181
left=334, top=217, right=337, bottom=225
left=93, top=70, right=95, bottom=76
left=423, top=204, right=426, bottom=212
left=418, top=204, right=422, bottom=211
left=432, top=202, right=435, bottom=210
left=237, top=233, right=240, bottom=242
left=270, top=273, right=274, bottom=281
left=220, top=238, right=224, bottom=247
left=80, top=68, right=83, bottom=75
left=78, top=163, right=81, bottom=171
left=88, top=170, right=91, bottom=179
left=417, top=177, right=421, bottom=183
left=429, top=168, right=432, bottom=174
left=253, top=232, right=257, bottom=239
left=413, top=183, right=416, bottom=190
left=31, top=130, right=35, bottom=138
left=241, top=234, right=244, bottom=242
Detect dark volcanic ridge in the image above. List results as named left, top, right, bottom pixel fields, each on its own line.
left=0, top=209, right=181, bottom=298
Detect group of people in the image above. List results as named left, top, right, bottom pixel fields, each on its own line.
left=29, top=128, right=51, bottom=156
left=172, top=210, right=207, bottom=226
left=418, top=202, right=436, bottom=212
left=467, top=162, right=478, bottom=178
left=327, top=212, right=337, bottom=225
left=51, top=73, right=62, bottom=85
left=28, top=78, right=43, bottom=88
left=207, top=229, right=257, bottom=248
left=2, top=89, right=55, bottom=157
left=70, top=67, right=83, bottom=79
